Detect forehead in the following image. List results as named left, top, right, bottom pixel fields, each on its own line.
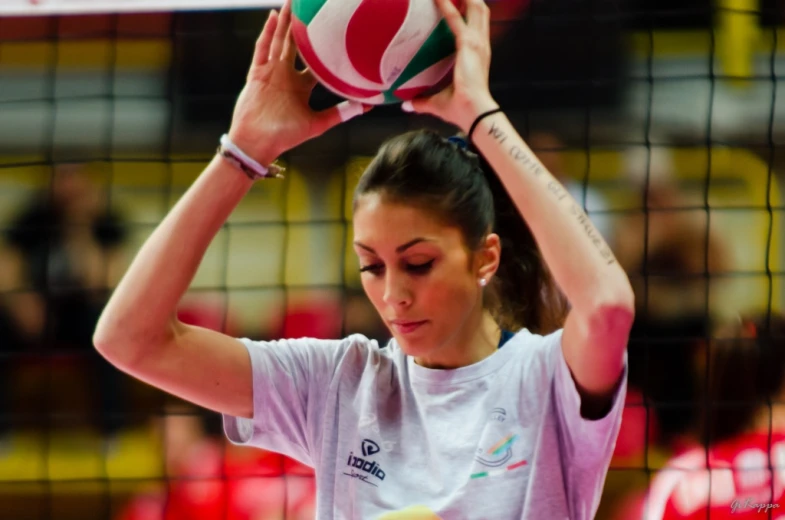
left=353, top=193, right=461, bottom=249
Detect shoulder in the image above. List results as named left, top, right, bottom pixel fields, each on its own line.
left=508, top=327, right=564, bottom=359
left=498, top=328, right=566, bottom=384
left=238, top=333, right=389, bottom=369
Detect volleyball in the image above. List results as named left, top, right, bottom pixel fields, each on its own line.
left=291, top=0, right=460, bottom=105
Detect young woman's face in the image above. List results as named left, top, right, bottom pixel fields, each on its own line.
left=352, top=193, right=483, bottom=356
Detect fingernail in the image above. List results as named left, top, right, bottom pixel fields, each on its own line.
left=338, top=101, right=364, bottom=122
left=401, top=101, right=414, bottom=113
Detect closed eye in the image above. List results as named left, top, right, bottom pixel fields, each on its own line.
left=358, top=260, right=435, bottom=275
left=407, top=260, right=434, bottom=274
left=359, top=263, right=383, bottom=274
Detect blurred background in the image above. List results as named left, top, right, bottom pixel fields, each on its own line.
left=0, top=0, right=783, bottom=518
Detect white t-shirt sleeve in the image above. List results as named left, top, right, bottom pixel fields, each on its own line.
left=549, top=329, right=628, bottom=463
left=222, top=335, right=357, bottom=466
left=548, top=329, right=628, bottom=519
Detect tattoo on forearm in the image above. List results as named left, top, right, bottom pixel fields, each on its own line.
left=547, top=180, right=568, bottom=202
left=489, top=123, right=545, bottom=177
left=487, top=122, right=616, bottom=265
left=569, top=204, right=617, bottom=266
left=488, top=123, right=508, bottom=145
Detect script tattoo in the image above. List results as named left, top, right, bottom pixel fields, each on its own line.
left=569, top=204, right=616, bottom=265
left=547, top=179, right=569, bottom=202
left=487, top=121, right=616, bottom=265
left=488, top=123, right=545, bottom=177
left=488, top=122, right=508, bottom=145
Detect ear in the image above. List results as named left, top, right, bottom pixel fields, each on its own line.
left=474, top=233, right=501, bottom=285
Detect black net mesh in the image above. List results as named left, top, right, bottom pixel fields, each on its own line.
left=0, top=1, right=782, bottom=519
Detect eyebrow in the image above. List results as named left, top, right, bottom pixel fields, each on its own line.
left=353, top=238, right=433, bottom=255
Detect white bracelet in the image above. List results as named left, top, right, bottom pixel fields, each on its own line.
left=218, top=134, right=284, bottom=180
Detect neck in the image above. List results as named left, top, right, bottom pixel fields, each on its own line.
left=413, top=310, right=501, bottom=369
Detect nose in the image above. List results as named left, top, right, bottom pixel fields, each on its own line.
left=382, top=270, right=412, bottom=308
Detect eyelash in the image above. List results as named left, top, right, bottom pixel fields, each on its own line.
left=359, top=260, right=434, bottom=275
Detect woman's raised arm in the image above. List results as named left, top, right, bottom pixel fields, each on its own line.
left=93, top=1, right=365, bottom=419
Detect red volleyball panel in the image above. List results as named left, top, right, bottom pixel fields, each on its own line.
left=291, top=17, right=380, bottom=100
left=346, top=0, right=409, bottom=85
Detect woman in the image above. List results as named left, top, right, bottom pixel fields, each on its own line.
left=94, top=0, right=634, bottom=517
left=644, top=313, right=785, bottom=519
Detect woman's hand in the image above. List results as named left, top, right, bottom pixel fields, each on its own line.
left=228, top=0, right=367, bottom=166
left=404, top=0, right=499, bottom=133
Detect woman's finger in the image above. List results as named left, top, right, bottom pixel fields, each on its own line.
left=474, top=0, right=491, bottom=40
left=251, top=10, right=278, bottom=68
left=434, top=0, right=465, bottom=38
left=269, top=0, right=292, bottom=61
left=465, top=0, right=489, bottom=34
left=282, top=26, right=297, bottom=64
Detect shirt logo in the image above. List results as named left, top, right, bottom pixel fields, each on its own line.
left=471, top=407, right=528, bottom=480
left=362, top=439, right=381, bottom=457
left=344, top=438, right=387, bottom=487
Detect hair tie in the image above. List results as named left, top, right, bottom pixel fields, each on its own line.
left=468, top=108, right=503, bottom=143
left=447, top=135, right=469, bottom=150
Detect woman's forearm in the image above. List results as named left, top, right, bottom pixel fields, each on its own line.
left=94, top=155, right=255, bottom=353
left=472, top=113, right=634, bottom=316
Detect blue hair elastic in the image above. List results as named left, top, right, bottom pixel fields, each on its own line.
left=447, top=135, right=469, bottom=150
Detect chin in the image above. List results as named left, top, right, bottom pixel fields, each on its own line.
left=395, top=337, right=424, bottom=357
left=391, top=327, right=438, bottom=357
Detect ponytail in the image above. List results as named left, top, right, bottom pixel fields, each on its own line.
left=476, top=152, right=567, bottom=334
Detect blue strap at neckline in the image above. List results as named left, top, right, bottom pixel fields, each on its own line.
left=498, top=329, right=514, bottom=349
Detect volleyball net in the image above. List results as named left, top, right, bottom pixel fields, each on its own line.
left=0, top=0, right=783, bottom=519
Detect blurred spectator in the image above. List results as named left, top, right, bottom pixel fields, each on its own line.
left=616, top=177, right=731, bottom=449
left=616, top=181, right=728, bottom=320
left=641, top=313, right=785, bottom=519
left=0, top=162, right=128, bottom=434
left=599, top=160, right=733, bottom=520
left=0, top=162, right=126, bottom=349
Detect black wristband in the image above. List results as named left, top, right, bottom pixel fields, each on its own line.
left=468, top=108, right=503, bottom=143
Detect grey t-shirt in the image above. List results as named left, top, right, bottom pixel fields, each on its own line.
left=223, top=328, right=627, bottom=519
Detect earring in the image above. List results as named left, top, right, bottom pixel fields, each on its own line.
left=479, top=278, right=487, bottom=287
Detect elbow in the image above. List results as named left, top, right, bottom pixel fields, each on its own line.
left=93, top=321, right=130, bottom=368
left=94, top=310, right=179, bottom=367
left=93, top=328, right=154, bottom=373
left=93, top=313, right=166, bottom=370
left=586, top=286, right=636, bottom=339
left=93, top=314, right=113, bottom=356
left=93, top=308, right=123, bottom=356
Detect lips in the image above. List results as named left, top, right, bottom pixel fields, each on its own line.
left=390, top=320, right=428, bottom=335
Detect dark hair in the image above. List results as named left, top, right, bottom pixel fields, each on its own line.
left=699, top=313, right=785, bottom=444
left=353, top=129, right=566, bottom=334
